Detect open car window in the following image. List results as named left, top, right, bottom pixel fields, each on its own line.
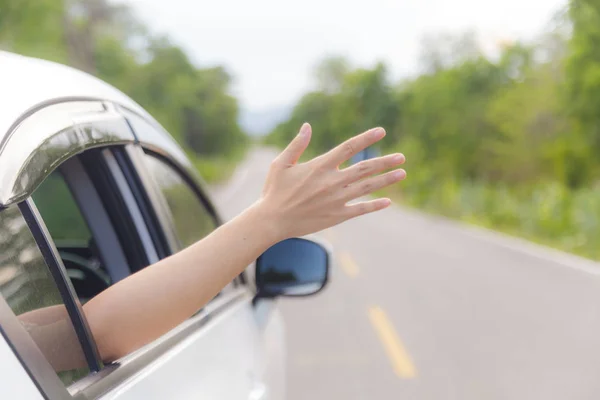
left=32, top=169, right=112, bottom=304
left=0, top=206, right=91, bottom=386
left=142, top=153, right=218, bottom=251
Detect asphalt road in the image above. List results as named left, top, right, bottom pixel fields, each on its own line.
left=211, top=147, right=600, bottom=400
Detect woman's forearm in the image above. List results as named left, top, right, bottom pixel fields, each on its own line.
left=83, top=200, right=279, bottom=361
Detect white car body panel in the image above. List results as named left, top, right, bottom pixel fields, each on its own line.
left=90, top=295, right=286, bottom=400
left=254, top=301, right=287, bottom=400
left=100, top=296, right=271, bottom=400
left=0, top=334, right=43, bottom=400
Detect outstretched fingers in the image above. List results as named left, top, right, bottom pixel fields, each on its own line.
left=275, top=123, right=312, bottom=166
left=339, top=152, right=405, bottom=185
left=344, top=198, right=392, bottom=219
left=344, top=169, right=406, bottom=200
left=324, top=127, right=386, bottom=167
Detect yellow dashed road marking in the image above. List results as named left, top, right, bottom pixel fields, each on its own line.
left=339, top=251, right=359, bottom=278
left=368, top=306, right=417, bottom=379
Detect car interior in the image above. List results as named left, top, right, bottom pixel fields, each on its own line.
left=58, top=242, right=111, bottom=304
left=31, top=154, right=129, bottom=304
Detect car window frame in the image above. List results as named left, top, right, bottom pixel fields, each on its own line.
left=0, top=100, right=134, bottom=207
left=5, top=135, right=246, bottom=399
left=102, top=147, right=160, bottom=266
left=53, top=156, right=132, bottom=283
left=79, top=147, right=157, bottom=273
left=0, top=200, right=103, bottom=400
left=120, top=109, right=247, bottom=286
left=20, top=199, right=103, bottom=369
left=140, top=150, right=220, bottom=248
left=0, top=99, right=253, bottom=398
left=137, top=149, right=248, bottom=291
left=0, top=100, right=138, bottom=398
left=0, top=279, right=72, bottom=400
left=118, top=145, right=181, bottom=263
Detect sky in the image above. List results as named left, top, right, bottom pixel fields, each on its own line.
left=128, top=0, right=567, bottom=114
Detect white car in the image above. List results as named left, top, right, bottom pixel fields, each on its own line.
left=0, top=51, right=330, bottom=400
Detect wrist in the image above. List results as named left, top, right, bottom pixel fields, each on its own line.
left=246, top=199, right=286, bottom=246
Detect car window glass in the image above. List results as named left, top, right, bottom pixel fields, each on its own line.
left=33, top=171, right=91, bottom=243
left=0, top=206, right=90, bottom=386
left=32, top=171, right=111, bottom=303
left=143, top=154, right=217, bottom=250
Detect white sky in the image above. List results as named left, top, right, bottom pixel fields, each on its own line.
left=128, top=0, right=567, bottom=112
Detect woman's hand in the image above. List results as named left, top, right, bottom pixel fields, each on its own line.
left=259, top=123, right=406, bottom=240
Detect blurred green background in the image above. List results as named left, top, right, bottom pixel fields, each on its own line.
left=267, top=1, right=600, bottom=260
left=0, top=0, right=249, bottom=182
left=3, top=0, right=600, bottom=259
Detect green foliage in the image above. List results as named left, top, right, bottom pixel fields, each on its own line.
left=268, top=5, right=600, bottom=260
left=159, top=183, right=216, bottom=249
left=390, top=180, right=600, bottom=260
left=566, top=0, right=600, bottom=151
left=32, top=172, right=92, bottom=243
left=0, top=0, right=247, bottom=177
left=0, top=0, right=68, bottom=62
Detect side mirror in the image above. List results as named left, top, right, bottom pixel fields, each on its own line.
left=255, top=237, right=330, bottom=298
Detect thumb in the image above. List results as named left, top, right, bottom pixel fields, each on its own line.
left=276, top=123, right=312, bottom=166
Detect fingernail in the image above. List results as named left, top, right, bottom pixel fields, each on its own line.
left=371, top=128, right=385, bottom=139
left=393, top=169, right=406, bottom=180
left=298, top=123, right=310, bottom=137
left=392, top=153, right=405, bottom=163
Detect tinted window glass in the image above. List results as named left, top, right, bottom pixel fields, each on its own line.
left=0, top=206, right=89, bottom=386
left=32, top=171, right=111, bottom=303
left=144, top=154, right=216, bottom=250
left=34, top=171, right=91, bottom=244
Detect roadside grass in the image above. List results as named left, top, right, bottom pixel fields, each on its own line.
left=383, top=179, right=600, bottom=261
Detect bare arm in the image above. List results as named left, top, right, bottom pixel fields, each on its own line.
left=83, top=202, right=278, bottom=361
left=19, top=306, right=86, bottom=372
left=82, top=124, right=406, bottom=361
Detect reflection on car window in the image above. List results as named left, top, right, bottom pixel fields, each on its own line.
left=0, top=206, right=90, bottom=386
left=144, top=154, right=217, bottom=250
left=33, top=171, right=91, bottom=244
left=32, top=170, right=111, bottom=303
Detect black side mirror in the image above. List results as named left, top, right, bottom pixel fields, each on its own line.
left=255, top=237, right=329, bottom=298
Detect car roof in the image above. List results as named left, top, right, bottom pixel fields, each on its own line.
left=0, top=51, right=151, bottom=140
left=0, top=51, right=202, bottom=209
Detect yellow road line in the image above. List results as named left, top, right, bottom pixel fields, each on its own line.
left=368, top=306, right=417, bottom=379
left=339, top=251, right=359, bottom=278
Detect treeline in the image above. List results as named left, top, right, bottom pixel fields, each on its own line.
left=0, top=0, right=247, bottom=164
left=268, top=1, right=600, bottom=259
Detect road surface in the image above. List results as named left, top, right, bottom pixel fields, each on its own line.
left=210, top=148, right=600, bottom=400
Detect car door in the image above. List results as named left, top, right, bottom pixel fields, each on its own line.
left=0, top=99, right=284, bottom=400
left=26, top=147, right=271, bottom=400
left=123, top=148, right=283, bottom=400
left=0, top=100, right=147, bottom=400
left=121, top=110, right=287, bottom=400
left=62, top=128, right=281, bottom=398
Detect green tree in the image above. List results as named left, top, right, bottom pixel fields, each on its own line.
left=566, top=0, right=600, bottom=151
left=0, top=0, right=247, bottom=161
